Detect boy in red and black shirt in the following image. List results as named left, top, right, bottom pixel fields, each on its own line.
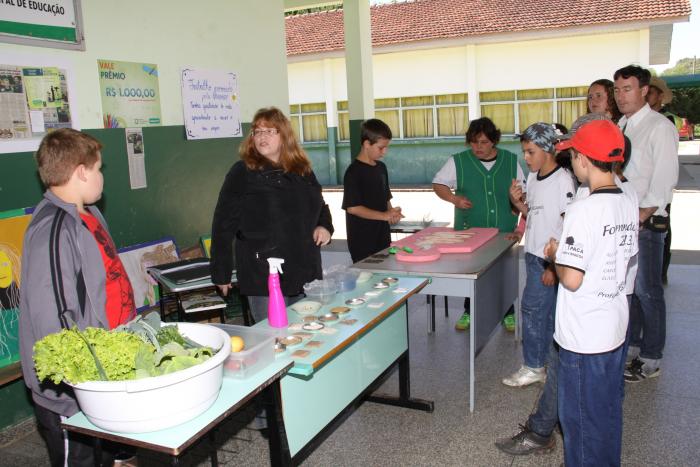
left=19, top=129, right=135, bottom=466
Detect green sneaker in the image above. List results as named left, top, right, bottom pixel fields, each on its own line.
left=503, top=314, right=515, bottom=332
left=455, top=312, right=471, bottom=330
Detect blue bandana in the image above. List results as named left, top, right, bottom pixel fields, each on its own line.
left=522, top=122, right=558, bottom=154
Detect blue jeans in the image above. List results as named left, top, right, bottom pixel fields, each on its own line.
left=629, top=228, right=666, bottom=360
left=521, top=253, right=557, bottom=368
left=558, top=345, right=626, bottom=467
left=528, top=341, right=559, bottom=437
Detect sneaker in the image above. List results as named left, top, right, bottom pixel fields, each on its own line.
left=455, top=312, right=471, bottom=330
left=625, top=356, right=642, bottom=371
left=495, top=424, right=555, bottom=456
left=502, top=366, right=546, bottom=387
left=626, top=347, right=641, bottom=367
left=625, top=361, right=660, bottom=383
left=502, top=313, right=516, bottom=332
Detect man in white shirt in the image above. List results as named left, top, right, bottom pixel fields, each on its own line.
left=613, top=65, right=679, bottom=382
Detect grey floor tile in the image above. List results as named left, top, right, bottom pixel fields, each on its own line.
left=1, top=261, right=698, bottom=467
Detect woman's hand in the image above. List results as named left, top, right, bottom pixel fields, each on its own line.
left=313, top=226, right=331, bottom=246
left=452, top=195, right=473, bottom=210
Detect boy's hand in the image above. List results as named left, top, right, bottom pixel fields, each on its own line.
left=391, top=207, right=405, bottom=224
left=216, top=284, right=232, bottom=296
left=541, top=268, right=557, bottom=286
left=452, top=195, right=472, bottom=210
left=313, top=226, right=331, bottom=246
left=505, top=232, right=522, bottom=242
left=509, top=179, right=524, bottom=205
left=385, top=207, right=404, bottom=224
left=543, top=238, right=559, bottom=262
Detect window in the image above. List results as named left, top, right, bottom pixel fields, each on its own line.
left=480, top=87, right=587, bottom=134
left=336, top=93, right=468, bottom=140
left=402, top=95, right=434, bottom=138
left=437, top=93, right=468, bottom=137
left=375, top=98, right=401, bottom=138
left=289, top=103, right=328, bottom=142
left=556, top=86, right=588, bottom=129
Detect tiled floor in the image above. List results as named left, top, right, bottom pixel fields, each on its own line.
left=1, top=261, right=698, bottom=466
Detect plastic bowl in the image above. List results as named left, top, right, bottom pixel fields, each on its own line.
left=290, top=300, right=322, bottom=315
left=356, top=271, right=373, bottom=283
left=303, top=279, right=338, bottom=304
left=67, top=322, right=231, bottom=434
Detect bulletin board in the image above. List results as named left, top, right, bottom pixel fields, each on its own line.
left=0, top=54, right=78, bottom=154
left=0, top=0, right=85, bottom=50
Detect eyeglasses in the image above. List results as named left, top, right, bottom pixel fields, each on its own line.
left=252, top=128, right=279, bottom=138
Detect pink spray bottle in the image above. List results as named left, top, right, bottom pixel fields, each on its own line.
left=266, top=257, right=288, bottom=328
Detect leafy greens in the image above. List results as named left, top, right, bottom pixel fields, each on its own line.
left=34, top=314, right=216, bottom=384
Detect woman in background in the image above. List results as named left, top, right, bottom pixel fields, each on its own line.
left=587, top=78, right=622, bottom=122
left=210, top=107, right=333, bottom=322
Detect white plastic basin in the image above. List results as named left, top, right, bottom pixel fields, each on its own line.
left=67, top=322, right=231, bottom=433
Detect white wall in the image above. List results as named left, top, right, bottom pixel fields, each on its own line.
left=475, top=31, right=643, bottom=91
left=288, top=30, right=647, bottom=105
left=0, top=0, right=289, bottom=129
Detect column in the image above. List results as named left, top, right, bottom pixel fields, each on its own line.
left=343, top=0, right=374, bottom=158
left=466, top=44, right=480, bottom=121
left=323, top=59, right=339, bottom=184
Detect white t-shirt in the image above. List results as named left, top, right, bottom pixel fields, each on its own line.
left=432, top=157, right=526, bottom=189
left=575, top=176, right=639, bottom=295
left=553, top=187, right=639, bottom=353
left=524, top=166, right=575, bottom=259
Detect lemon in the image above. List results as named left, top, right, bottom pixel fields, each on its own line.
left=229, top=336, right=245, bottom=352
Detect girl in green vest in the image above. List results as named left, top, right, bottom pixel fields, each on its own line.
left=432, top=117, right=526, bottom=331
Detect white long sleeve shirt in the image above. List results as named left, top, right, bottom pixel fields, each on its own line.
left=619, top=103, right=679, bottom=216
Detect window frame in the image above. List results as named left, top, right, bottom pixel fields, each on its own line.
left=335, top=93, right=469, bottom=141
left=289, top=102, right=328, bottom=143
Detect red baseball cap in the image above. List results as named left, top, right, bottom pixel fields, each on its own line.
left=555, top=120, right=624, bottom=162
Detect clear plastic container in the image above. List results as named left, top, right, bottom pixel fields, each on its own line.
left=210, top=324, right=277, bottom=379
left=332, top=271, right=359, bottom=292
left=303, top=279, right=338, bottom=304
left=324, top=265, right=359, bottom=292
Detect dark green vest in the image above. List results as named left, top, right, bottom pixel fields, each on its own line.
left=453, top=148, right=518, bottom=232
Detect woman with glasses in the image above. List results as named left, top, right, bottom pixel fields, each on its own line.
left=210, top=107, right=333, bottom=322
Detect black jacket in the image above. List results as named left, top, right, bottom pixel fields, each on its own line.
left=210, top=160, right=333, bottom=296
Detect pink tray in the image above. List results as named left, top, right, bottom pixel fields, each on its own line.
left=391, top=227, right=499, bottom=263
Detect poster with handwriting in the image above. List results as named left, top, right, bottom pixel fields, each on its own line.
left=181, top=68, right=241, bottom=140
left=98, top=59, right=161, bottom=128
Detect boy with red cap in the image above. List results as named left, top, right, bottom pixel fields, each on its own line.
left=544, top=120, right=638, bottom=466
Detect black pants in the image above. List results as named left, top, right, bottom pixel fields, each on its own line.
left=662, top=204, right=672, bottom=280
left=34, top=403, right=114, bottom=467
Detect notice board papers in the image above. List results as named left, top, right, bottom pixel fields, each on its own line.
left=181, top=68, right=241, bottom=140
